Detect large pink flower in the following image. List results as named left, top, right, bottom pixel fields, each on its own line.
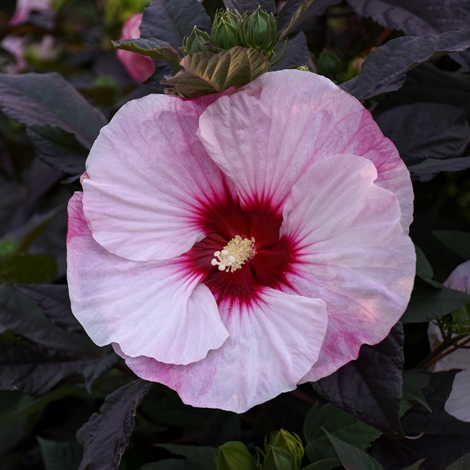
left=428, top=260, right=470, bottom=422
left=67, top=70, right=415, bottom=412
left=116, top=13, right=155, bottom=83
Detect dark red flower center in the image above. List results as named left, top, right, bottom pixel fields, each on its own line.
left=186, top=192, right=297, bottom=306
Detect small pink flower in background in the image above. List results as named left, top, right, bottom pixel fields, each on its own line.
left=116, top=13, right=155, bottom=82
left=428, top=260, right=470, bottom=422
left=9, top=0, right=51, bottom=25
left=67, top=70, right=415, bottom=412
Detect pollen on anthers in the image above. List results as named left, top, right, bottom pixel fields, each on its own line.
left=211, top=235, right=256, bottom=272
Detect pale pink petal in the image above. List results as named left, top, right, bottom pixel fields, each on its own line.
left=445, top=370, right=470, bottom=422
left=67, top=192, right=229, bottom=365
left=198, top=70, right=412, bottom=229
left=82, top=93, right=236, bottom=262
left=275, top=154, right=415, bottom=382
left=120, top=288, right=328, bottom=413
left=116, top=14, right=155, bottom=82
left=444, top=260, right=470, bottom=293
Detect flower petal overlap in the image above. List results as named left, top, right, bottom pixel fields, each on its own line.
left=68, top=70, right=416, bottom=413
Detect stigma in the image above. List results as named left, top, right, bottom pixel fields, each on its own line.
left=211, top=235, right=256, bottom=272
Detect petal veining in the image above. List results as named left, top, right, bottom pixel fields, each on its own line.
left=198, top=69, right=413, bottom=229
left=121, top=288, right=328, bottom=413
left=83, top=93, right=237, bottom=262
left=67, top=192, right=229, bottom=365
left=278, top=154, right=415, bottom=381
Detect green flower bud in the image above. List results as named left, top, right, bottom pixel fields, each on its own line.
left=215, top=441, right=258, bottom=470
left=267, top=430, right=304, bottom=469
left=315, top=49, right=343, bottom=78
left=182, top=26, right=212, bottom=54
left=241, top=6, right=277, bottom=52
left=263, top=447, right=295, bottom=470
left=211, top=9, right=242, bottom=50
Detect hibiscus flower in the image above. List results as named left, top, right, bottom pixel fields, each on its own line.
left=67, top=70, right=415, bottom=412
left=116, top=13, right=155, bottom=82
left=428, top=260, right=470, bottom=422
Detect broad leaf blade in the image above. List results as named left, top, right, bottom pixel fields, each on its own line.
left=161, top=46, right=271, bottom=97
left=158, top=444, right=216, bottom=470
left=401, top=279, right=470, bottom=323
left=223, top=0, right=276, bottom=13
left=342, top=29, right=470, bottom=100
left=433, top=230, right=470, bottom=260
left=323, top=430, right=383, bottom=470
left=311, top=324, right=404, bottom=436
left=272, top=32, right=311, bottom=70
left=0, top=73, right=107, bottom=149
left=112, top=38, right=180, bottom=64
left=304, top=403, right=382, bottom=461
left=140, top=0, right=211, bottom=45
left=77, top=380, right=152, bottom=470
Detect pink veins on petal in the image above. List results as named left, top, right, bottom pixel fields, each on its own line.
left=67, top=69, right=416, bottom=413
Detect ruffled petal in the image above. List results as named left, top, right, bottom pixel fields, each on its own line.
left=120, top=288, right=328, bottom=413
left=198, top=69, right=412, bottom=229
left=277, top=154, right=415, bottom=382
left=67, top=192, right=229, bottom=365
left=82, top=93, right=236, bottom=262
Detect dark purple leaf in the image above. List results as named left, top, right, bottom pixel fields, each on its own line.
left=346, top=0, right=470, bottom=35
left=0, top=73, right=107, bottom=175
left=371, top=372, right=470, bottom=469
left=272, top=32, right=311, bottom=70
left=15, top=284, right=83, bottom=333
left=376, top=103, right=470, bottom=165
left=77, top=380, right=152, bottom=470
left=140, top=0, right=212, bottom=46
left=375, top=103, right=470, bottom=180
left=276, top=0, right=341, bottom=35
left=341, top=30, right=470, bottom=100
left=0, top=343, right=117, bottom=395
left=346, top=0, right=470, bottom=69
left=0, top=284, right=96, bottom=355
left=0, top=73, right=107, bottom=149
left=223, top=0, right=276, bottom=14
left=311, top=323, right=404, bottom=436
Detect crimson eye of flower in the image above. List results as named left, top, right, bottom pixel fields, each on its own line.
left=67, top=70, right=416, bottom=413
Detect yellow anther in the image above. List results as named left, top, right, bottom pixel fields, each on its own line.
left=211, top=235, right=256, bottom=272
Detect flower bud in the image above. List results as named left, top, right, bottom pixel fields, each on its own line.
left=241, top=6, right=277, bottom=52
left=182, top=26, right=212, bottom=55
left=211, top=9, right=242, bottom=50
left=267, top=430, right=304, bottom=469
left=263, top=447, right=295, bottom=470
left=215, top=441, right=257, bottom=470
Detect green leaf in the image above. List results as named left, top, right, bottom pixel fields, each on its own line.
left=304, top=404, right=382, bottom=462
left=112, top=38, right=180, bottom=64
left=400, top=279, right=470, bottom=323
left=433, top=230, right=470, bottom=260
left=161, top=46, right=271, bottom=97
left=38, top=438, right=82, bottom=470
left=415, top=245, right=439, bottom=286
left=158, top=444, right=217, bottom=470
left=0, top=253, right=57, bottom=284
left=400, top=370, right=432, bottom=416
left=446, top=453, right=470, bottom=469
left=263, top=447, right=295, bottom=470
left=302, top=459, right=341, bottom=470
left=215, top=441, right=257, bottom=470
left=323, top=430, right=383, bottom=470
